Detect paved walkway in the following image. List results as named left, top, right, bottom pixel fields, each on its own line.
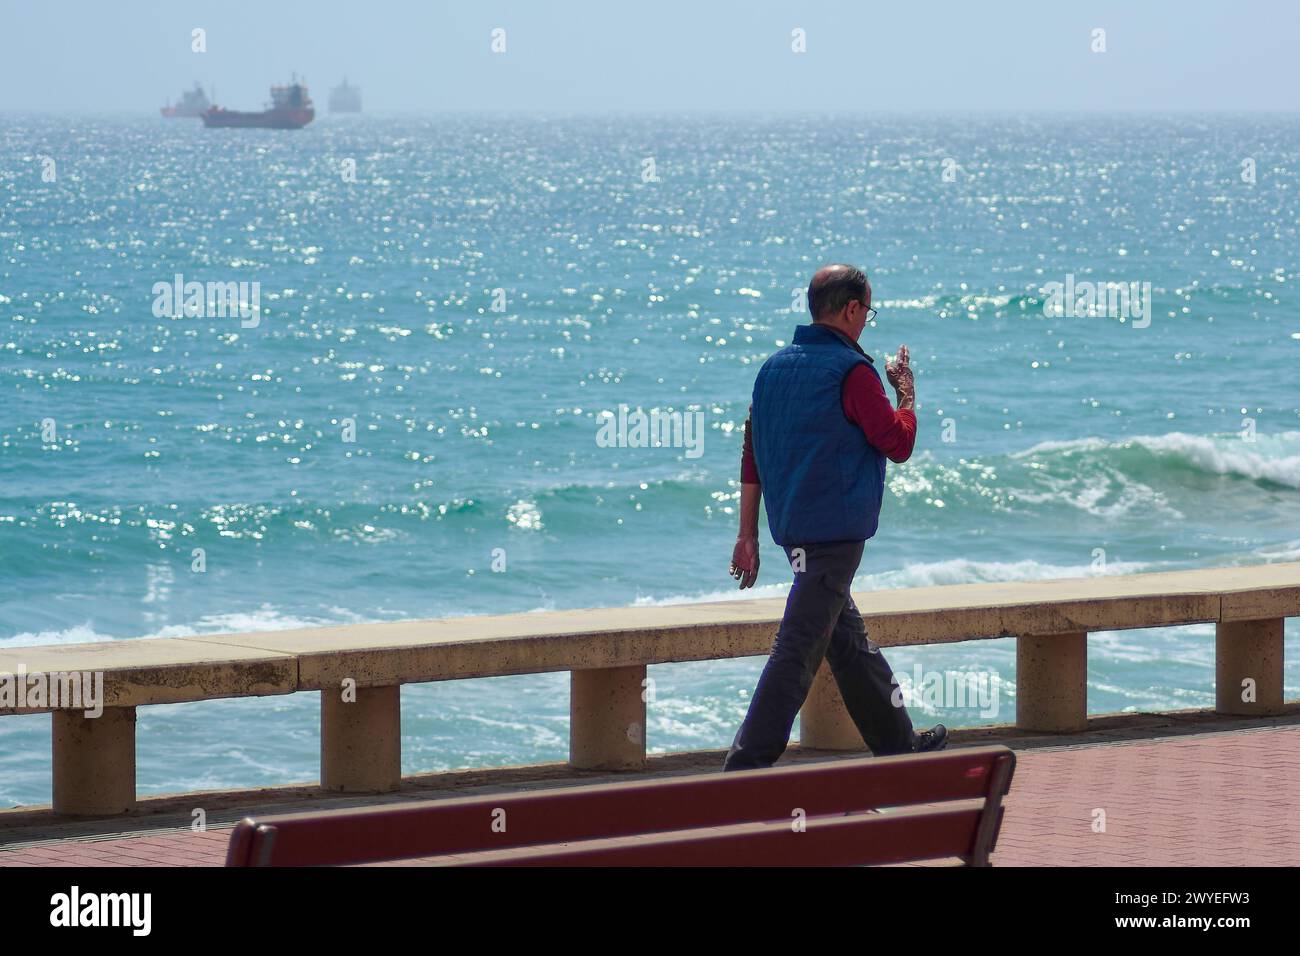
left=3, top=724, right=1298, bottom=866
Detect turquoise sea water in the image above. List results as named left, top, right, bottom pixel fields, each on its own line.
left=2, top=113, right=1299, bottom=806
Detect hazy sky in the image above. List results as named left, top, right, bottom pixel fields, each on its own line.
left=3, top=0, right=1298, bottom=112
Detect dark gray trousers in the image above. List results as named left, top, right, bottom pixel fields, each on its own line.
left=723, top=539, right=915, bottom=771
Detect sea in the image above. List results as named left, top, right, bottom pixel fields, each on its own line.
left=1, top=112, right=1298, bottom=807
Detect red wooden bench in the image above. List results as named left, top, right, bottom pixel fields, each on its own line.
left=225, top=745, right=1015, bottom=867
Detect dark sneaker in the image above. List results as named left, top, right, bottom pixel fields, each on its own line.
left=913, top=724, right=949, bottom=753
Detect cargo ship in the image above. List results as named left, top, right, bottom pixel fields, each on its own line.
left=160, top=83, right=211, bottom=118
left=328, top=78, right=362, bottom=113
left=202, top=79, right=315, bottom=130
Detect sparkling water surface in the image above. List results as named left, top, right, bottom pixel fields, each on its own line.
left=2, top=113, right=1298, bottom=805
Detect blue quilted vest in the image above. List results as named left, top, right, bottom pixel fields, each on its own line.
left=751, top=323, right=887, bottom=546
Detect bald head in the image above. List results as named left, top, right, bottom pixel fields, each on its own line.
left=808, top=264, right=869, bottom=323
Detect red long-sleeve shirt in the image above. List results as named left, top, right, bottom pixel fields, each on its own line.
left=740, top=362, right=916, bottom=485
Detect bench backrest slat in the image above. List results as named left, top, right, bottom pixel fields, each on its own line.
left=457, top=805, right=986, bottom=868
left=226, top=746, right=1015, bottom=867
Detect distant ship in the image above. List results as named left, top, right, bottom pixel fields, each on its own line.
left=329, top=78, right=362, bottom=114
left=202, top=79, right=315, bottom=130
left=160, top=83, right=211, bottom=118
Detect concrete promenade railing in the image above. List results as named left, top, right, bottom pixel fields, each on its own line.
left=2, top=562, right=1297, bottom=816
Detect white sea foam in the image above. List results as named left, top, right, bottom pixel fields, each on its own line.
left=1139, top=432, right=1300, bottom=488
left=876, top=295, right=940, bottom=310
left=630, top=556, right=1152, bottom=607
left=632, top=581, right=791, bottom=607
left=1013, top=436, right=1113, bottom=456
left=1090, top=625, right=1216, bottom=666
left=1, top=606, right=351, bottom=648
left=145, top=606, right=347, bottom=639
left=959, top=292, right=1016, bottom=309
left=1014, top=431, right=1300, bottom=489
left=859, top=556, right=1150, bottom=589
left=1011, top=468, right=1178, bottom=518
left=0, top=622, right=117, bottom=647
left=1254, top=540, right=1300, bottom=562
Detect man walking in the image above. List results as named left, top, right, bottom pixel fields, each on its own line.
left=724, top=264, right=947, bottom=770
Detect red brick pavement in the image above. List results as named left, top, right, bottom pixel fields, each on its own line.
left=3, top=726, right=1297, bottom=867
left=991, top=726, right=1300, bottom=866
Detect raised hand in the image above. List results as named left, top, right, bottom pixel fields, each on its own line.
left=885, top=344, right=910, bottom=386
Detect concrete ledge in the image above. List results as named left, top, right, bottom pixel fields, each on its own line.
left=182, top=562, right=1300, bottom=685
left=188, top=611, right=783, bottom=689
left=2, top=563, right=1296, bottom=706
left=0, top=639, right=298, bottom=714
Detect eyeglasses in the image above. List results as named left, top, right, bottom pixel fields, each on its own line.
left=863, top=305, right=877, bottom=323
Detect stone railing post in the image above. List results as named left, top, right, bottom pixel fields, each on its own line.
left=1216, top=618, right=1284, bottom=716
left=321, top=685, right=402, bottom=792
left=799, top=662, right=867, bottom=751
left=52, top=706, right=136, bottom=816
left=1016, top=631, right=1088, bottom=732
left=570, top=665, right=647, bottom=770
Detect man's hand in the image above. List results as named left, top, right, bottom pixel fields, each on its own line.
left=730, top=535, right=760, bottom=589
left=885, top=343, right=915, bottom=410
